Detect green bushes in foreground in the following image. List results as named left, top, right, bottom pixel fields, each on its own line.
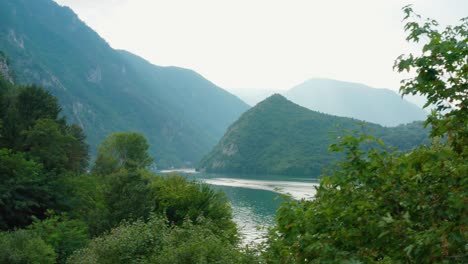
left=67, top=216, right=260, bottom=264
left=0, top=229, right=57, bottom=264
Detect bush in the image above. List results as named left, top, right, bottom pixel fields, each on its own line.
left=151, top=174, right=239, bottom=243
left=68, top=215, right=261, bottom=264
left=151, top=219, right=261, bottom=264
left=67, top=216, right=168, bottom=264
left=0, top=229, right=56, bottom=264
left=29, top=214, right=89, bottom=263
left=265, top=135, right=467, bottom=263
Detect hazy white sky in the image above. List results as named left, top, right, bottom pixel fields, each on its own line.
left=54, top=0, right=467, bottom=93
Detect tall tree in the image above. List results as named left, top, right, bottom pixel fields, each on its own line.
left=0, top=149, right=48, bottom=230
left=93, top=132, right=153, bottom=175
left=0, top=78, right=89, bottom=229
left=16, top=85, right=61, bottom=130
left=65, top=124, right=89, bottom=174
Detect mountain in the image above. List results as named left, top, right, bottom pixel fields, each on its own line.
left=198, top=94, right=429, bottom=176
left=231, top=88, right=279, bottom=106
left=0, top=0, right=249, bottom=168
left=284, top=78, right=427, bottom=126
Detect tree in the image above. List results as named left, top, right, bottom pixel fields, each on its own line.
left=395, top=6, right=468, bottom=153
left=16, top=85, right=61, bottom=130
left=102, top=170, right=153, bottom=231
left=0, top=81, right=89, bottom=173
left=0, top=149, right=49, bottom=230
left=265, top=7, right=467, bottom=263
left=60, top=174, right=108, bottom=237
left=151, top=175, right=239, bottom=243
left=65, top=124, right=89, bottom=174
left=67, top=215, right=259, bottom=264
left=28, top=214, right=89, bottom=264
left=0, top=229, right=56, bottom=264
left=22, top=118, right=70, bottom=171
left=0, top=80, right=90, bottom=229
left=93, top=132, right=153, bottom=175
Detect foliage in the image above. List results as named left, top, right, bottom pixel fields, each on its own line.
left=395, top=5, right=468, bottom=153
left=67, top=216, right=168, bottom=264
left=151, top=174, right=239, bottom=243
left=67, top=215, right=260, bottom=264
left=85, top=169, right=238, bottom=240
left=59, top=174, right=108, bottom=237
left=266, top=7, right=468, bottom=263
left=93, top=132, right=153, bottom=175
left=0, top=148, right=48, bottom=230
left=0, top=229, right=56, bottom=264
left=23, top=118, right=71, bottom=171
left=0, top=77, right=89, bottom=229
left=266, top=135, right=467, bottom=263
left=29, top=214, right=89, bottom=264
left=50, top=129, right=241, bottom=242
left=65, top=124, right=90, bottom=174
left=0, top=79, right=89, bottom=174
left=0, top=58, right=246, bottom=262
left=198, top=94, right=429, bottom=176
left=149, top=219, right=261, bottom=264
left=101, top=170, right=153, bottom=232
left=16, top=85, right=61, bottom=130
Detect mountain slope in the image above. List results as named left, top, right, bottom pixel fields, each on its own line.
left=284, top=79, right=427, bottom=126
left=0, top=0, right=249, bottom=167
left=198, top=94, right=429, bottom=176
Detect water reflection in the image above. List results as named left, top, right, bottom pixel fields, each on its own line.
left=214, top=186, right=283, bottom=244
left=164, top=171, right=318, bottom=244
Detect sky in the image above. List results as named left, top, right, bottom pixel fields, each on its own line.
left=54, top=0, right=467, bottom=96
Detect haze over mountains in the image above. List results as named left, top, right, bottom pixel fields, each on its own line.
left=198, top=94, right=429, bottom=176
left=234, top=79, right=427, bottom=127
left=285, top=79, right=428, bottom=126
left=0, top=0, right=431, bottom=170
left=0, top=0, right=248, bottom=167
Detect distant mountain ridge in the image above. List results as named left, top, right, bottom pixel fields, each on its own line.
left=0, top=0, right=249, bottom=167
left=198, top=94, right=429, bottom=176
left=284, top=78, right=427, bottom=126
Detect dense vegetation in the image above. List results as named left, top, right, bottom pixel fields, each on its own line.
left=0, top=3, right=465, bottom=263
left=198, top=94, right=429, bottom=176
left=265, top=7, right=467, bottom=263
left=0, top=76, right=89, bottom=230
left=0, top=74, right=257, bottom=263
left=285, top=78, right=428, bottom=126
left=0, top=0, right=249, bottom=168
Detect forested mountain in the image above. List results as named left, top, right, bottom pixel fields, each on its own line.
left=0, top=73, right=256, bottom=262
left=0, top=0, right=249, bottom=168
left=198, top=94, right=429, bottom=176
left=284, top=78, right=427, bottom=126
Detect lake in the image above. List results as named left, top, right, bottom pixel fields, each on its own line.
left=161, top=170, right=319, bottom=244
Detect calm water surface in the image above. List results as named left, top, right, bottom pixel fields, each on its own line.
left=162, top=170, right=319, bottom=244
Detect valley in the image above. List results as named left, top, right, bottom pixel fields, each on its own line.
left=0, top=1, right=465, bottom=263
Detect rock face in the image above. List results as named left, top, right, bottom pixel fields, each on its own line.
left=0, top=0, right=249, bottom=168
left=198, top=94, right=429, bottom=177
left=0, top=54, right=13, bottom=83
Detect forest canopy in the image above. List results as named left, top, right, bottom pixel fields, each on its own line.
left=0, top=74, right=256, bottom=263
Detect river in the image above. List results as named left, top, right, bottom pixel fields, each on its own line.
left=161, top=170, right=319, bottom=244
